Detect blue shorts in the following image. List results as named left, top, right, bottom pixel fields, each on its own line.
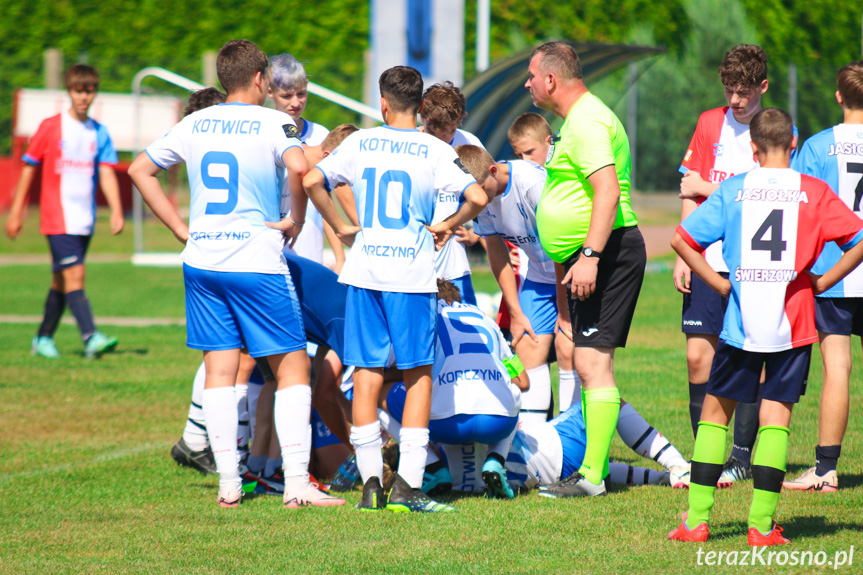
left=183, top=264, right=306, bottom=358
left=550, top=404, right=588, bottom=480
left=520, top=279, right=557, bottom=335
left=47, top=234, right=91, bottom=272
left=311, top=408, right=341, bottom=449
left=682, top=272, right=729, bottom=335
left=344, top=287, right=435, bottom=369
left=815, top=297, right=863, bottom=336
left=450, top=274, right=477, bottom=306
left=707, top=341, right=811, bottom=404
left=386, top=382, right=517, bottom=444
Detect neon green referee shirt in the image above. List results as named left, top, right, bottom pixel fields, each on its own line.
left=537, top=92, right=638, bottom=263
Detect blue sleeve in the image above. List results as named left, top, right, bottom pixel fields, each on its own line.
left=96, top=123, right=118, bottom=165
left=680, top=182, right=729, bottom=247
left=791, top=138, right=821, bottom=177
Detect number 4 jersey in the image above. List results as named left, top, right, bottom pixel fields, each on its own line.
left=145, top=103, right=302, bottom=274
left=678, top=167, right=863, bottom=352
left=792, top=124, right=863, bottom=297
left=314, top=126, right=476, bottom=293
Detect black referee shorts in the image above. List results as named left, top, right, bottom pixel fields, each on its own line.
left=564, top=226, right=646, bottom=348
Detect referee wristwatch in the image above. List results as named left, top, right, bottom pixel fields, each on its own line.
left=582, top=246, right=602, bottom=259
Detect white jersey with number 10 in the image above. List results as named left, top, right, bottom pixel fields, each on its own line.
left=315, top=125, right=476, bottom=293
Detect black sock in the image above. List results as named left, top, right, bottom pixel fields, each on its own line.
left=486, top=452, right=506, bottom=467
left=730, top=397, right=761, bottom=468
left=38, top=289, right=66, bottom=338
left=688, top=382, right=707, bottom=439
left=815, top=445, right=841, bottom=475
left=66, top=290, right=96, bottom=342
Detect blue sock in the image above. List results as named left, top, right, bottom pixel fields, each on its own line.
left=38, top=289, right=66, bottom=338
left=66, top=290, right=96, bottom=342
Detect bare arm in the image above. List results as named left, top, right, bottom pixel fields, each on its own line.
left=812, top=240, right=863, bottom=294
left=561, top=165, right=619, bottom=301
left=486, top=234, right=537, bottom=346
left=265, top=146, right=310, bottom=247
left=128, top=153, right=189, bottom=244
left=98, top=165, right=125, bottom=235
left=323, top=220, right=346, bottom=273
left=334, top=183, right=359, bottom=226
left=426, top=182, right=488, bottom=249
left=679, top=170, right=719, bottom=199
left=5, top=164, right=37, bottom=239
left=303, top=168, right=360, bottom=246
left=673, top=197, right=699, bottom=294
left=671, top=232, right=730, bottom=297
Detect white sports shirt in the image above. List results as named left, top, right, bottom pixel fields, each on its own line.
left=474, top=160, right=556, bottom=284
left=146, top=103, right=301, bottom=273
left=433, top=129, right=486, bottom=280
left=285, top=119, right=329, bottom=263
left=431, top=300, right=521, bottom=420
left=315, top=125, right=476, bottom=292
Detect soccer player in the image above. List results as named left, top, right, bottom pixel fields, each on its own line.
left=304, top=65, right=488, bottom=512
left=129, top=40, right=343, bottom=509
left=5, top=64, right=124, bottom=360
left=428, top=400, right=689, bottom=495
left=784, top=61, right=863, bottom=491
left=420, top=81, right=485, bottom=304
left=675, top=45, right=775, bottom=487
left=668, top=108, right=863, bottom=546
left=525, top=41, right=646, bottom=497
left=457, top=144, right=558, bottom=426
left=383, top=279, right=528, bottom=499
left=268, top=54, right=345, bottom=269
left=506, top=113, right=582, bottom=414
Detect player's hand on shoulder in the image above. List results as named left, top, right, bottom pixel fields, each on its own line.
left=426, top=222, right=454, bottom=250
left=4, top=214, right=22, bottom=240
left=673, top=256, right=692, bottom=294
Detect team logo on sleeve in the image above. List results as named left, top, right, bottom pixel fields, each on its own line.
left=282, top=124, right=299, bottom=139
left=712, top=143, right=724, bottom=157
left=684, top=149, right=693, bottom=162
left=454, top=157, right=471, bottom=175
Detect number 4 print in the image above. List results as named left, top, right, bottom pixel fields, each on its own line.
left=849, top=163, right=863, bottom=211
left=751, top=209, right=786, bottom=261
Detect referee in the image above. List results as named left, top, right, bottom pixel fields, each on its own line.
left=525, top=41, right=646, bottom=497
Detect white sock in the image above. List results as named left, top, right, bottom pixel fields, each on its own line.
left=183, top=363, right=209, bottom=450
left=488, top=425, right=518, bottom=460
left=247, top=382, right=263, bottom=442
left=350, top=422, right=383, bottom=483
left=235, top=383, right=249, bottom=455
left=557, top=369, right=581, bottom=412
left=202, top=387, right=240, bottom=491
left=609, top=461, right=667, bottom=486
left=519, top=365, right=552, bottom=427
left=616, top=403, right=687, bottom=469
left=398, top=427, right=430, bottom=488
left=274, top=385, right=312, bottom=480
left=378, top=408, right=402, bottom=438
left=426, top=446, right=441, bottom=466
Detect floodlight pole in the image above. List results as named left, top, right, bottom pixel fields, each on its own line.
left=476, top=0, right=490, bottom=72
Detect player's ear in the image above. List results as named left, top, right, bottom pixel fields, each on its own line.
left=835, top=90, right=844, bottom=107
left=750, top=140, right=759, bottom=156
left=758, top=79, right=769, bottom=95
left=790, top=134, right=798, bottom=152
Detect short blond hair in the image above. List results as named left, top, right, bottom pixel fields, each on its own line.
left=508, top=113, right=552, bottom=145
left=455, top=144, right=495, bottom=183
left=321, top=124, right=359, bottom=153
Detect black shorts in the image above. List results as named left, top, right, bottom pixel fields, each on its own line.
left=815, top=297, right=863, bottom=336
left=682, top=272, right=729, bottom=335
left=707, top=341, right=810, bottom=404
left=47, top=234, right=91, bottom=273
left=564, top=226, right=646, bottom=348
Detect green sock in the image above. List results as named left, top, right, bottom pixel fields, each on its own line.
left=686, top=421, right=728, bottom=530
left=748, top=426, right=790, bottom=534
left=577, top=387, right=620, bottom=485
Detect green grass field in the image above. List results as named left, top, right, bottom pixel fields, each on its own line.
left=1, top=213, right=861, bottom=574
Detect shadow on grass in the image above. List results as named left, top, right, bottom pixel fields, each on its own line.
left=782, top=515, right=863, bottom=539
left=71, top=348, right=149, bottom=358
